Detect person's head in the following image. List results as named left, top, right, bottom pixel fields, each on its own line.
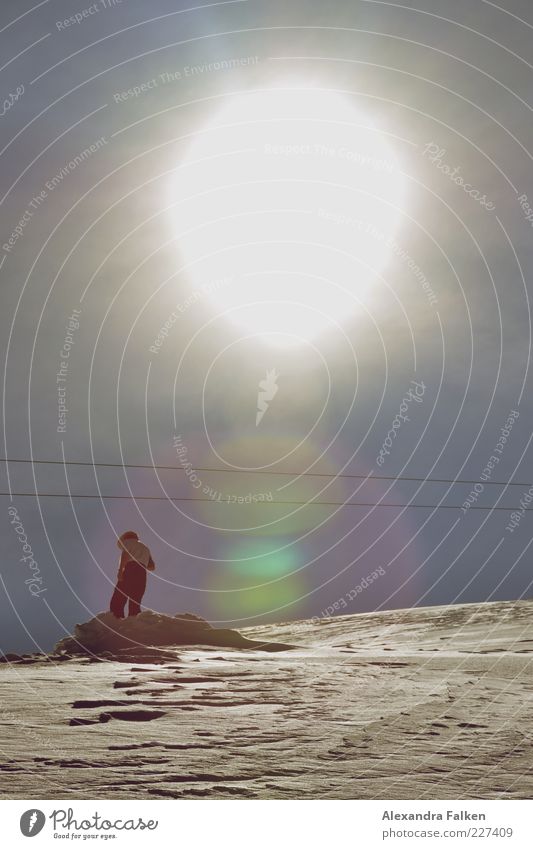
left=117, top=530, right=138, bottom=550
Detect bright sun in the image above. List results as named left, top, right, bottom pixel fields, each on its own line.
left=171, top=83, right=406, bottom=345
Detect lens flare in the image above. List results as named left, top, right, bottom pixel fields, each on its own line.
left=207, top=539, right=305, bottom=619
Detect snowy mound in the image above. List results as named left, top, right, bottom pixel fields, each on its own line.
left=54, top=611, right=293, bottom=658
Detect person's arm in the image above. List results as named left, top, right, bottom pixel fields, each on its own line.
left=147, top=555, right=155, bottom=572
left=118, top=550, right=127, bottom=581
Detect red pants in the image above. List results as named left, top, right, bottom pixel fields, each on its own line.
left=110, top=562, right=147, bottom=618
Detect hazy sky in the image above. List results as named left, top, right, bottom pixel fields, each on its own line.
left=2, top=0, right=533, bottom=653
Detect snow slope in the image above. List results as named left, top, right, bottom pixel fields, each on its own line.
left=0, top=600, right=531, bottom=799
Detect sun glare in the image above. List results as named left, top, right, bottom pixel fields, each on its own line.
left=171, top=83, right=406, bottom=345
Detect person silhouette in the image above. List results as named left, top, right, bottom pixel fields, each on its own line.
left=109, top=531, right=155, bottom=618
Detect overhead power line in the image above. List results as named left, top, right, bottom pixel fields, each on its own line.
left=0, top=457, right=530, bottom=489
left=2, top=491, right=530, bottom=511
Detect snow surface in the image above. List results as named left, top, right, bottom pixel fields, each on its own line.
left=0, top=600, right=531, bottom=799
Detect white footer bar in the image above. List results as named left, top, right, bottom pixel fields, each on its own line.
left=1, top=799, right=531, bottom=848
